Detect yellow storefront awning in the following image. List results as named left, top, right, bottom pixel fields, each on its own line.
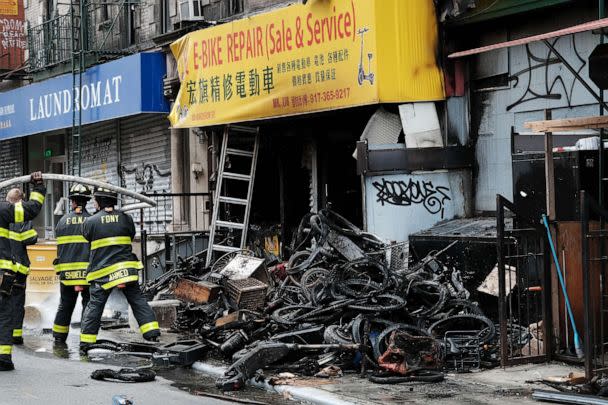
left=168, top=0, right=445, bottom=128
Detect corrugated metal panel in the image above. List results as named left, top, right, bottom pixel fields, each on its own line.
left=70, top=120, right=120, bottom=185
left=0, top=138, right=23, bottom=198
left=119, top=114, right=172, bottom=233
left=376, top=0, right=445, bottom=102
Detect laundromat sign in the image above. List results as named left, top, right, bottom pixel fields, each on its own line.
left=0, top=52, right=169, bottom=140
left=169, top=0, right=445, bottom=128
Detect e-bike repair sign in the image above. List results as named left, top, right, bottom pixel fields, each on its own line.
left=168, top=0, right=444, bottom=128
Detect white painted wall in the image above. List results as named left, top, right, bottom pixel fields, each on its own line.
left=365, top=170, right=469, bottom=242
left=471, top=10, right=601, bottom=211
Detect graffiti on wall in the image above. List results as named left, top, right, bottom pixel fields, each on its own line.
left=82, top=136, right=112, bottom=163
left=0, top=0, right=25, bottom=70
left=81, top=135, right=114, bottom=181
left=120, top=163, right=171, bottom=193
left=507, top=36, right=586, bottom=111
left=371, top=177, right=452, bottom=218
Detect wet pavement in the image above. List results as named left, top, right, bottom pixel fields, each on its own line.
left=13, top=326, right=582, bottom=405
left=5, top=345, right=232, bottom=405
left=17, top=326, right=299, bottom=405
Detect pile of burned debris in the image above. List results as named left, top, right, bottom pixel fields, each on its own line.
left=144, top=209, right=521, bottom=391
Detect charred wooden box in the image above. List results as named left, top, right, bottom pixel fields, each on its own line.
left=225, top=278, right=268, bottom=310
left=172, top=278, right=220, bottom=304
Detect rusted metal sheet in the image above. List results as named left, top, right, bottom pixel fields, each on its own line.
left=0, top=0, right=25, bottom=71
left=173, top=278, right=220, bottom=305
left=556, top=221, right=602, bottom=353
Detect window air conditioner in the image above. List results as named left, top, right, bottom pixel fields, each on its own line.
left=179, top=0, right=205, bottom=22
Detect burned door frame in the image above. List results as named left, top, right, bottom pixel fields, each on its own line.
left=496, top=194, right=552, bottom=366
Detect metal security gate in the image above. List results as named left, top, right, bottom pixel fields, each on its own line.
left=497, top=194, right=551, bottom=366
left=69, top=120, right=120, bottom=185
left=120, top=114, right=172, bottom=233
left=0, top=138, right=24, bottom=198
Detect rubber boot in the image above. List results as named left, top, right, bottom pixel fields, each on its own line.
left=0, top=359, right=14, bottom=371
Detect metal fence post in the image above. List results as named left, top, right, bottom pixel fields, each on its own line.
left=581, top=190, right=593, bottom=380
left=141, top=229, right=148, bottom=284
left=496, top=194, right=508, bottom=367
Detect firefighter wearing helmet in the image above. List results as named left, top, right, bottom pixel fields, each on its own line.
left=79, top=186, right=159, bottom=352
left=52, top=183, right=93, bottom=343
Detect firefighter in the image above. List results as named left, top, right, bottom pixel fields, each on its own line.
left=0, top=172, right=45, bottom=371
left=52, top=184, right=92, bottom=343
left=7, top=188, right=38, bottom=345
left=80, top=187, right=160, bottom=352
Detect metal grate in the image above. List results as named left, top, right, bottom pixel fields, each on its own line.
left=27, top=15, right=73, bottom=72
left=26, top=0, right=138, bottom=73
left=368, top=241, right=409, bottom=273
left=496, top=194, right=551, bottom=366
left=226, top=278, right=268, bottom=310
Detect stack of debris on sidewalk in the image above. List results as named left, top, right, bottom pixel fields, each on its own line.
left=142, top=209, right=533, bottom=391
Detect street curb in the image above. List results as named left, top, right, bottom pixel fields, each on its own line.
left=192, top=361, right=356, bottom=405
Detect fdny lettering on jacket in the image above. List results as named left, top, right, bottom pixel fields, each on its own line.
left=101, top=215, right=119, bottom=224
left=66, top=216, right=85, bottom=225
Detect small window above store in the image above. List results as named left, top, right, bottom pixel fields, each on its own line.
left=440, top=0, right=573, bottom=26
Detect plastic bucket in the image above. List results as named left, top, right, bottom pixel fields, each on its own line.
left=26, top=243, right=59, bottom=306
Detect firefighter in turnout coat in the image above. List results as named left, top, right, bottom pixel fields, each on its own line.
left=52, top=184, right=92, bottom=343
left=80, top=187, right=159, bottom=351
left=7, top=188, right=38, bottom=345
left=0, top=172, right=45, bottom=371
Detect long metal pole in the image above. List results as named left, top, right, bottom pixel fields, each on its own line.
left=582, top=191, right=593, bottom=380
left=598, top=0, right=606, bottom=378
left=0, top=174, right=156, bottom=206
left=496, top=195, right=508, bottom=367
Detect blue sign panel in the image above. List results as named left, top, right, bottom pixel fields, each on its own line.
left=0, top=52, right=169, bottom=140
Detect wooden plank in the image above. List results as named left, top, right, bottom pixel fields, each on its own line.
left=524, top=115, right=608, bottom=133
left=545, top=110, right=556, bottom=220
left=543, top=110, right=560, bottom=346
left=556, top=221, right=603, bottom=350
left=215, top=310, right=246, bottom=327
left=448, top=17, right=608, bottom=58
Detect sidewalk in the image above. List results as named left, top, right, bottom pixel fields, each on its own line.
left=17, top=326, right=581, bottom=405
left=4, top=345, right=233, bottom=405
left=193, top=360, right=580, bottom=405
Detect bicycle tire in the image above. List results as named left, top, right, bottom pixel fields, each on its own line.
left=428, top=314, right=496, bottom=344
left=348, top=294, right=406, bottom=312
left=404, top=280, right=448, bottom=318
left=373, top=323, right=433, bottom=360
left=433, top=299, right=484, bottom=320
left=368, top=369, right=444, bottom=384
left=271, top=305, right=316, bottom=325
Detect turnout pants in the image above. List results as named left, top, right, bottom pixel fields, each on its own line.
left=80, top=281, right=159, bottom=345
left=10, top=274, right=27, bottom=340
left=53, top=284, right=90, bottom=341
left=0, top=270, right=14, bottom=363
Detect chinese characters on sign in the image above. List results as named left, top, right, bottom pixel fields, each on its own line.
left=0, top=0, right=17, bottom=15
left=169, top=0, right=445, bottom=128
